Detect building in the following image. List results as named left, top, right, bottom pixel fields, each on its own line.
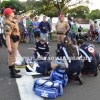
left=77, top=19, right=89, bottom=24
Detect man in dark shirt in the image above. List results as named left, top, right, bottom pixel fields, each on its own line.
left=39, top=16, right=51, bottom=42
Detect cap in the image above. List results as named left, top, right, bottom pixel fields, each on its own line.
left=3, top=8, right=14, bottom=16
left=59, top=14, right=64, bottom=18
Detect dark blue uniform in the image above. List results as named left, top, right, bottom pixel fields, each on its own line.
left=36, top=61, right=51, bottom=74
left=80, top=43, right=100, bottom=73
left=56, top=43, right=65, bottom=58
left=34, top=41, right=49, bottom=58
left=56, top=43, right=83, bottom=77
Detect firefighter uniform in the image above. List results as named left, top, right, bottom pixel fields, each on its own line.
left=34, top=39, right=49, bottom=59
left=79, top=43, right=100, bottom=73
left=3, top=8, right=21, bottom=78
left=56, top=43, right=83, bottom=78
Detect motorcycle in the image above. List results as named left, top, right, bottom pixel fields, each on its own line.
left=86, top=30, right=98, bottom=41
left=76, top=32, right=88, bottom=41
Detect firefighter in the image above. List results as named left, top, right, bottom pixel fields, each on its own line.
left=34, top=37, right=49, bottom=59
left=56, top=37, right=83, bottom=84
left=77, top=39, right=100, bottom=76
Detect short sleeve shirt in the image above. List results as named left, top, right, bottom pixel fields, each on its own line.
left=4, top=19, right=20, bottom=36
left=56, top=21, right=69, bottom=33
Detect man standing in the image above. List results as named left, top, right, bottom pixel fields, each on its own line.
left=39, top=16, right=51, bottom=42
left=3, top=8, right=21, bottom=78
left=33, top=17, right=40, bottom=42
left=18, top=16, right=25, bottom=43
left=93, top=21, right=98, bottom=40
left=71, top=20, right=78, bottom=40
left=26, top=17, right=33, bottom=44
left=56, top=14, right=70, bottom=47
left=48, top=17, right=53, bottom=40
left=66, top=18, right=74, bottom=38
left=0, top=14, right=6, bottom=47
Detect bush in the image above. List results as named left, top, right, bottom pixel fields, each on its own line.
left=82, top=28, right=89, bottom=32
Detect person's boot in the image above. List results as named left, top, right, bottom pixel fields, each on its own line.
left=13, top=64, right=20, bottom=73
left=15, top=69, right=20, bottom=73
left=76, top=73, right=84, bottom=85
left=10, top=64, right=20, bottom=73
left=9, top=65, right=22, bottom=78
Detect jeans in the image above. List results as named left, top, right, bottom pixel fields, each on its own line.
left=66, top=30, right=71, bottom=38
left=40, top=33, right=48, bottom=42
left=28, top=30, right=34, bottom=44
left=71, top=33, right=76, bottom=40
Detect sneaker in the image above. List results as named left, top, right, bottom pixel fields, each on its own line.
left=25, top=65, right=35, bottom=75
left=25, top=63, right=41, bottom=75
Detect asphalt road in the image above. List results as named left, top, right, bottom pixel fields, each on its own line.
left=0, top=41, right=100, bottom=100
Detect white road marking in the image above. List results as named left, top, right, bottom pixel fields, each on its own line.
left=16, top=68, right=43, bottom=100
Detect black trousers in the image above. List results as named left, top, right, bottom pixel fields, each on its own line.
left=0, top=34, right=6, bottom=47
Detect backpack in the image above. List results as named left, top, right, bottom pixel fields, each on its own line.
left=33, top=78, right=63, bottom=99
left=50, top=68, right=68, bottom=87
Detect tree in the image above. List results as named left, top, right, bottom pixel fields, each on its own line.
left=33, top=1, right=58, bottom=17
left=87, top=9, right=100, bottom=20
left=40, top=0, right=90, bottom=15
left=23, top=0, right=35, bottom=12
left=68, top=6, right=90, bottom=19
left=1, top=1, right=26, bottom=14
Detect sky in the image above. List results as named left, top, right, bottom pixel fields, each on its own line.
left=1, top=0, right=100, bottom=11
left=89, top=0, right=100, bottom=10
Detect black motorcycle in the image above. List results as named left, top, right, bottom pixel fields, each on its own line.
left=76, top=32, right=88, bottom=41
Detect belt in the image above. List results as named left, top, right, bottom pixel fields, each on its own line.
left=57, top=32, right=63, bottom=34
left=10, top=35, right=20, bottom=43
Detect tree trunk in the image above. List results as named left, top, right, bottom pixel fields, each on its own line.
left=57, top=9, right=63, bottom=16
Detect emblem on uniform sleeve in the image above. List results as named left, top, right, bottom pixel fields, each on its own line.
left=88, top=47, right=94, bottom=53
left=5, top=25, right=10, bottom=32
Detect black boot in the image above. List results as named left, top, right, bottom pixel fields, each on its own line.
left=76, top=73, right=84, bottom=85
left=9, top=65, right=22, bottom=78
left=9, top=69, right=20, bottom=73
left=15, top=69, right=20, bottom=73
left=10, top=64, right=20, bottom=73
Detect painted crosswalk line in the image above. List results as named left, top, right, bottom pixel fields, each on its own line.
left=16, top=68, right=43, bottom=100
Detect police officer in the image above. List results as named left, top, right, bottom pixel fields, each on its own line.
left=3, top=8, right=21, bottom=78
left=56, top=14, right=70, bottom=51
left=77, top=39, right=100, bottom=76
